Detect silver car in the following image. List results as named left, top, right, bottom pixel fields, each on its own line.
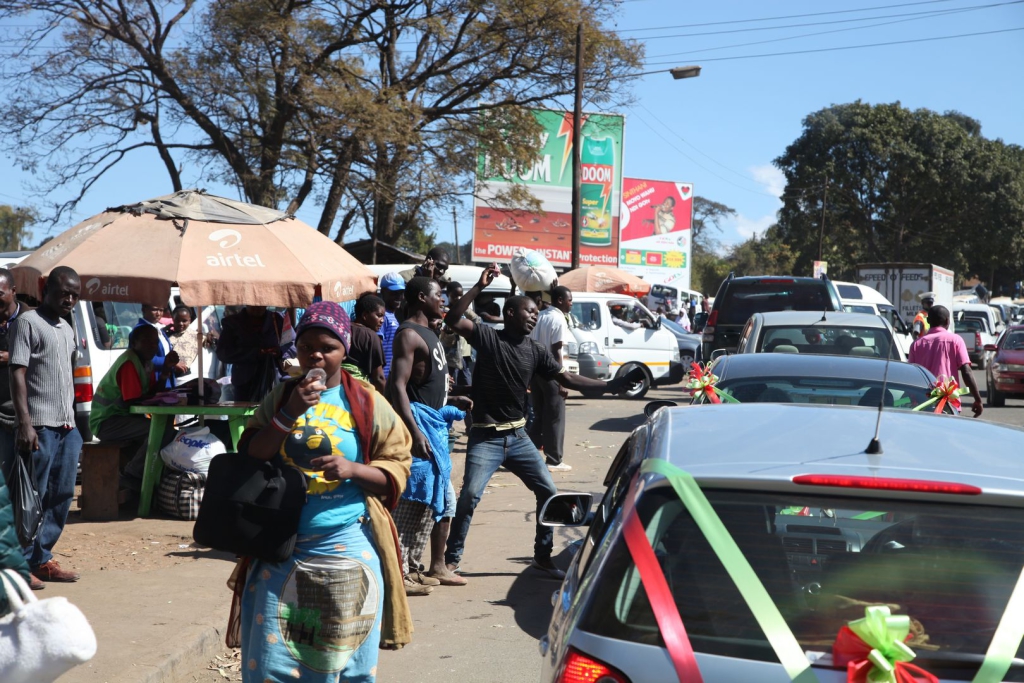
left=539, top=404, right=1024, bottom=682
left=731, top=311, right=905, bottom=361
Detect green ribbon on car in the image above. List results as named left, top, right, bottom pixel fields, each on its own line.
left=641, top=459, right=819, bottom=683
left=641, top=458, right=1024, bottom=683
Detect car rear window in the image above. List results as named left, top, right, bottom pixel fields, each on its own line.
left=580, top=488, right=1024, bottom=680
left=759, top=325, right=898, bottom=359
left=718, top=282, right=834, bottom=325
left=697, top=376, right=941, bottom=410
left=844, top=304, right=875, bottom=315
left=1002, top=331, right=1024, bottom=350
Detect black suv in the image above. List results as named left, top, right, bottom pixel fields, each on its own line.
left=702, top=274, right=842, bottom=359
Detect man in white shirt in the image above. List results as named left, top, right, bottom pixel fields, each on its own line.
left=529, top=286, right=574, bottom=472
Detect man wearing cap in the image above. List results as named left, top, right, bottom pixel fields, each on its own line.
left=378, top=273, right=405, bottom=379
left=912, top=292, right=935, bottom=341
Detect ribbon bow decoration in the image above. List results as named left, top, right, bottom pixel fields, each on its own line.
left=686, top=362, right=739, bottom=404
left=833, top=606, right=938, bottom=683
left=912, top=376, right=966, bottom=414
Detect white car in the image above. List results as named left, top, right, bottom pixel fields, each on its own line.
left=570, top=292, right=683, bottom=398
left=733, top=310, right=906, bottom=361
left=834, top=280, right=913, bottom=357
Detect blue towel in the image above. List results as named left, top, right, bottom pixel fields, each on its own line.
left=438, top=404, right=466, bottom=429
left=404, top=403, right=453, bottom=518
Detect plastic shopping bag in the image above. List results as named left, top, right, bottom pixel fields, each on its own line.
left=160, top=426, right=226, bottom=475
left=9, top=453, right=41, bottom=547
left=509, top=248, right=557, bottom=293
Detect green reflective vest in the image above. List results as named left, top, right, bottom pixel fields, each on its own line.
left=90, top=350, right=150, bottom=435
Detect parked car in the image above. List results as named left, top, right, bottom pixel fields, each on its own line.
left=689, top=352, right=947, bottom=411
left=985, top=325, right=1024, bottom=407
left=572, top=293, right=682, bottom=399
left=833, top=280, right=913, bottom=356
left=659, top=315, right=702, bottom=367
left=954, top=317, right=990, bottom=369
left=539, top=403, right=1024, bottom=682
left=732, top=311, right=904, bottom=361
left=954, top=304, right=1000, bottom=369
left=702, top=274, right=842, bottom=360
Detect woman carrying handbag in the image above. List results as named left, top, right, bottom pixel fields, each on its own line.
left=230, top=302, right=412, bottom=683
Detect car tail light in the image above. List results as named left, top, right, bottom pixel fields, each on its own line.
left=558, top=649, right=630, bottom=683
left=976, top=332, right=983, bottom=349
left=793, top=474, right=981, bottom=495
left=706, top=310, right=718, bottom=328
left=73, top=366, right=93, bottom=404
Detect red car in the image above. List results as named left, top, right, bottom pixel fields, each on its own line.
left=986, top=325, right=1024, bottom=406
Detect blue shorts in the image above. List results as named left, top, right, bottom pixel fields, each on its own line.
left=443, top=478, right=457, bottom=519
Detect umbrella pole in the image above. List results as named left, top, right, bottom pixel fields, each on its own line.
left=197, top=310, right=205, bottom=426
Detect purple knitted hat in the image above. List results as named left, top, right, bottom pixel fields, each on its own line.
left=295, top=301, right=351, bottom=353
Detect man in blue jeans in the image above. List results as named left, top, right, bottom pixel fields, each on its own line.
left=441, top=265, right=639, bottom=578
left=7, top=266, right=84, bottom=588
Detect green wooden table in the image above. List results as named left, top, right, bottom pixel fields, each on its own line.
left=129, top=402, right=259, bottom=516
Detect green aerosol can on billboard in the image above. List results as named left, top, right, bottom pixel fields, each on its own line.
left=579, top=135, right=616, bottom=247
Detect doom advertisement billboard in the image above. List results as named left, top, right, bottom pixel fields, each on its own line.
left=618, top=178, right=694, bottom=291
left=472, top=109, right=625, bottom=267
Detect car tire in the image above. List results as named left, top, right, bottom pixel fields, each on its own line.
left=617, top=362, right=651, bottom=400
left=977, top=353, right=987, bottom=370
left=989, top=386, right=1006, bottom=408
left=680, top=352, right=695, bottom=368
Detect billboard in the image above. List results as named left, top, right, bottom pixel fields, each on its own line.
left=472, top=109, right=625, bottom=267
left=618, top=178, right=694, bottom=291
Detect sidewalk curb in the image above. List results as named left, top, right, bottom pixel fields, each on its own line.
left=140, top=623, right=224, bottom=683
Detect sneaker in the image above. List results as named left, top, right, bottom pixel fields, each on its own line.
left=530, top=558, right=566, bottom=580
left=32, top=560, right=80, bottom=583
left=28, top=574, right=45, bottom=591
left=408, top=571, right=441, bottom=587
left=403, top=578, right=434, bottom=596
left=547, top=462, right=572, bottom=472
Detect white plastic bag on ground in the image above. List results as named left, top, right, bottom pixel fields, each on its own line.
left=160, top=426, right=226, bottom=475
left=509, top=248, right=557, bottom=293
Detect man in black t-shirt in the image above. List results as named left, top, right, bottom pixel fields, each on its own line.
left=442, top=265, right=638, bottom=579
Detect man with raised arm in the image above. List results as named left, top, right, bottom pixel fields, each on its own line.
left=442, top=264, right=641, bottom=579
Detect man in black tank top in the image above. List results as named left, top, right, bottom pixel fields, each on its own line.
left=386, top=277, right=470, bottom=590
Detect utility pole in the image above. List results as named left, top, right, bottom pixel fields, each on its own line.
left=817, top=175, right=829, bottom=262
left=570, top=21, right=584, bottom=270
left=452, top=207, right=461, bottom=264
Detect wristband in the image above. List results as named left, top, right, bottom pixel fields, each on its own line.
left=271, top=416, right=293, bottom=434
left=278, top=406, right=298, bottom=423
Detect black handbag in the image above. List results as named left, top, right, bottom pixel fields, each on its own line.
left=192, top=451, right=307, bottom=562
left=9, top=451, right=42, bottom=547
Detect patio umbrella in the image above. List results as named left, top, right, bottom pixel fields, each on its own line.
left=558, top=266, right=651, bottom=296
left=12, top=189, right=376, bottom=307
left=13, top=190, right=377, bottom=398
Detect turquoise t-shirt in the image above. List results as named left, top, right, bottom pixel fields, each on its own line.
left=278, top=385, right=367, bottom=534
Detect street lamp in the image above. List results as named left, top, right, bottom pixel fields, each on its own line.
left=670, top=65, right=702, bottom=80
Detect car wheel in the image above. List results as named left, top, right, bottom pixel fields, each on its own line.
left=617, top=362, right=651, bottom=400
left=989, top=386, right=1006, bottom=408
left=977, top=353, right=988, bottom=370
left=680, top=352, right=695, bottom=368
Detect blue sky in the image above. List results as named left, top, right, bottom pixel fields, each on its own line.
left=1, top=0, right=1022, bottom=251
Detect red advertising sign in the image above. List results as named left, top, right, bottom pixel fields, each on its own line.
left=618, top=178, right=694, bottom=290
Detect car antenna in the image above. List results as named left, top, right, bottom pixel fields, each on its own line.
left=818, top=307, right=827, bottom=323
left=865, top=314, right=893, bottom=455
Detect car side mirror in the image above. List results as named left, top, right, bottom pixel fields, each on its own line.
left=644, top=400, right=677, bottom=419
left=984, top=344, right=999, bottom=351
left=539, top=493, right=593, bottom=527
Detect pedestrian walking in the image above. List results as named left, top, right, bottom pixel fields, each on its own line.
left=378, top=273, right=405, bottom=379
left=912, top=292, right=935, bottom=340
left=235, top=301, right=412, bottom=681
left=441, top=265, right=640, bottom=579
left=529, top=286, right=574, bottom=472
left=908, top=305, right=983, bottom=417
left=5, top=266, right=84, bottom=586
left=386, top=277, right=470, bottom=593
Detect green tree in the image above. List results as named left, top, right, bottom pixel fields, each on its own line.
left=688, top=196, right=737, bottom=294
left=773, top=101, right=1024, bottom=285
left=0, top=0, right=640, bottom=253
left=0, top=206, right=35, bottom=251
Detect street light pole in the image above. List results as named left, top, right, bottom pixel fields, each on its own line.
left=571, top=22, right=584, bottom=270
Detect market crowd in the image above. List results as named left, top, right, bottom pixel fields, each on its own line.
left=0, top=250, right=641, bottom=682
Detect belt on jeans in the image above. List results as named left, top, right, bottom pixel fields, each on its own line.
left=472, top=420, right=526, bottom=433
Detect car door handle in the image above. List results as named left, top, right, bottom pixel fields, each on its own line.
left=614, top=339, right=624, bottom=344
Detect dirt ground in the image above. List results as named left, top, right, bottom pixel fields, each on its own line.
left=181, top=649, right=242, bottom=682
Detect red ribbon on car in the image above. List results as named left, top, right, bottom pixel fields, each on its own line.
left=832, top=611, right=939, bottom=683
left=621, top=479, right=704, bottom=683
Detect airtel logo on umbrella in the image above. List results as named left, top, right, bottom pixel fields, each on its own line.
left=85, top=277, right=129, bottom=297
left=206, top=229, right=266, bottom=268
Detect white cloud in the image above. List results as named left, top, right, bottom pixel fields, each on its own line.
left=749, top=164, right=786, bottom=201
left=734, top=213, right=776, bottom=240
